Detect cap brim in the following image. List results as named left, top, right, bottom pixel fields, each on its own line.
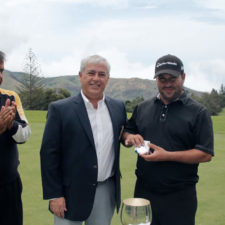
left=154, top=69, right=180, bottom=78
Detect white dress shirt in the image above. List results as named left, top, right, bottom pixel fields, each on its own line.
left=81, top=91, right=115, bottom=182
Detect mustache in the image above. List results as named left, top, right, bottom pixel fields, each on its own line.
left=90, top=81, right=100, bottom=85
left=162, top=86, right=174, bottom=89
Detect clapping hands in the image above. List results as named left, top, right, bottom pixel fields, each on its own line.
left=0, top=99, right=16, bottom=134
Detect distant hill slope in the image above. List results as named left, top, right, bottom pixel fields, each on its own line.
left=1, top=70, right=203, bottom=101
left=1, top=70, right=23, bottom=91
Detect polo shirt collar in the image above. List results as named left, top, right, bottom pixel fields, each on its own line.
left=155, top=90, right=188, bottom=105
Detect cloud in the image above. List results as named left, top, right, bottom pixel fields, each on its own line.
left=1, top=0, right=158, bottom=9
left=46, top=0, right=131, bottom=8
left=5, top=15, right=225, bottom=90
left=1, top=0, right=33, bottom=7
left=193, top=0, right=225, bottom=22
left=0, top=15, right=27, bottom=54
left=39, top=47, right=155, bottom=78
left=195, top=0, right=225, bottom=11
left=186, top=59, right=225, bottom=92
left=1, top=0, right=225, bottom=92
left=97, top=48, right=155, bottom=78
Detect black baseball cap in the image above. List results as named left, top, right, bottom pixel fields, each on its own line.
left=154, top=54, right=184, bottom=78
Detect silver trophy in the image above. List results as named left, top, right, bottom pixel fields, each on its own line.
left=120, top=198, right=152, bottom=225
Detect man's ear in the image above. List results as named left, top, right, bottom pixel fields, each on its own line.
left=181, top=73, right=186, bottom=82
left=79, top=72, right=82, bottom=79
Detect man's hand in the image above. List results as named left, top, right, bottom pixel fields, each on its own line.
left=123, top=132, right=145, bottom=147
left=7, top=100, right=16, bottom=130
left=0, top=110, right=8, bottom=134
left=50, top=197, right=67, bottom=218
left=140, top=143, right=170, bottom=162
left=0, top=99, right=16, bottom=133
left=140, top=143, right=212, bottom=164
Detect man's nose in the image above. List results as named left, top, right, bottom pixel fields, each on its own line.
left=164, top=79, right=174, bottom=85
left=92, top=73, right=101, bottom=80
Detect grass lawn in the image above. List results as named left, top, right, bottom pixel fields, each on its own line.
left=18, top=110, right=225, bottom=225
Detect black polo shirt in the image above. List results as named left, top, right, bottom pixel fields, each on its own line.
left=125, top=92, right=214, bottom=192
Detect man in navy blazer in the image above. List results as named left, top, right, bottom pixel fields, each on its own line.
left=40, top=55, right=127, bottom=225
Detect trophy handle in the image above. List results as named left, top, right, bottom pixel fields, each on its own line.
left=120, top=203, right=124, bottom=225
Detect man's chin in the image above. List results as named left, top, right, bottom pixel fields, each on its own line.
left=89, top=91, right=103, bottom=99
left=89, top=86, right=101, bottom=91
left=90, top=89, right=101, bottom=95
left=160, top=93, right=177, bottom=103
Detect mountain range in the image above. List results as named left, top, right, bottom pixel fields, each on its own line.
left=1, top=70, right=203, bottom=101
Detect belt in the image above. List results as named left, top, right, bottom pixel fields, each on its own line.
left=98, top=176, right=114, bottom=184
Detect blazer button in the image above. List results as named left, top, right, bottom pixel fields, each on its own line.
left=93, top=165, right=97, bottom=168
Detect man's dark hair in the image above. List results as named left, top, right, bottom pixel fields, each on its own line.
left=0, top=51, right=6, bottom=63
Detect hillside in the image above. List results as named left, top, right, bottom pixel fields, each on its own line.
left=1, top=70, right=203, bottom=101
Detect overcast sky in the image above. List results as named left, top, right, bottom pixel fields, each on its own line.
left=1, top=0, right=225, bottom=92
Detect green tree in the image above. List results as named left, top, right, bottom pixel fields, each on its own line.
left=40, top=88, right=71, bottom=110
left=194, top=89, right=221, bottom=115
left=18, top=48, right=44, bottom=109
left=125, top=96, right=144, bottom=112
left=219, top=84, right=225, bottom=108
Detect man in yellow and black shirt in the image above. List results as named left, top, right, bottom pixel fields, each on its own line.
left=0, top=50, right=31, bottom=225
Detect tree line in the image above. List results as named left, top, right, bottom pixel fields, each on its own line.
left=191, top=85, right=225, bottom=116
left=18, top=49, right=225, bottom=115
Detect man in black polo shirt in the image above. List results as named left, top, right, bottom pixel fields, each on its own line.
left=123, top=54, right=214, bottom=225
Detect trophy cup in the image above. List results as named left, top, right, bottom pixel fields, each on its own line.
left=120, top=198, right=151, bottom=225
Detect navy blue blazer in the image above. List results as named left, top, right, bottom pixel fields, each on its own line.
left=40, top=93, right=127, bottom=221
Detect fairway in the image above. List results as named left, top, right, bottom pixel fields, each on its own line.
left=18, top=110, right=225, bottom=225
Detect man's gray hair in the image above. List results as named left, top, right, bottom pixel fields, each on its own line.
left=80, top=55, right=110, bottom=75
left=0, top=51, right=6, bottom=63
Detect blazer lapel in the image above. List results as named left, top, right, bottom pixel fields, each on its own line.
left=72, top=94, right=95, bottom=147
left=105, top=97, right=119, bottom=147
